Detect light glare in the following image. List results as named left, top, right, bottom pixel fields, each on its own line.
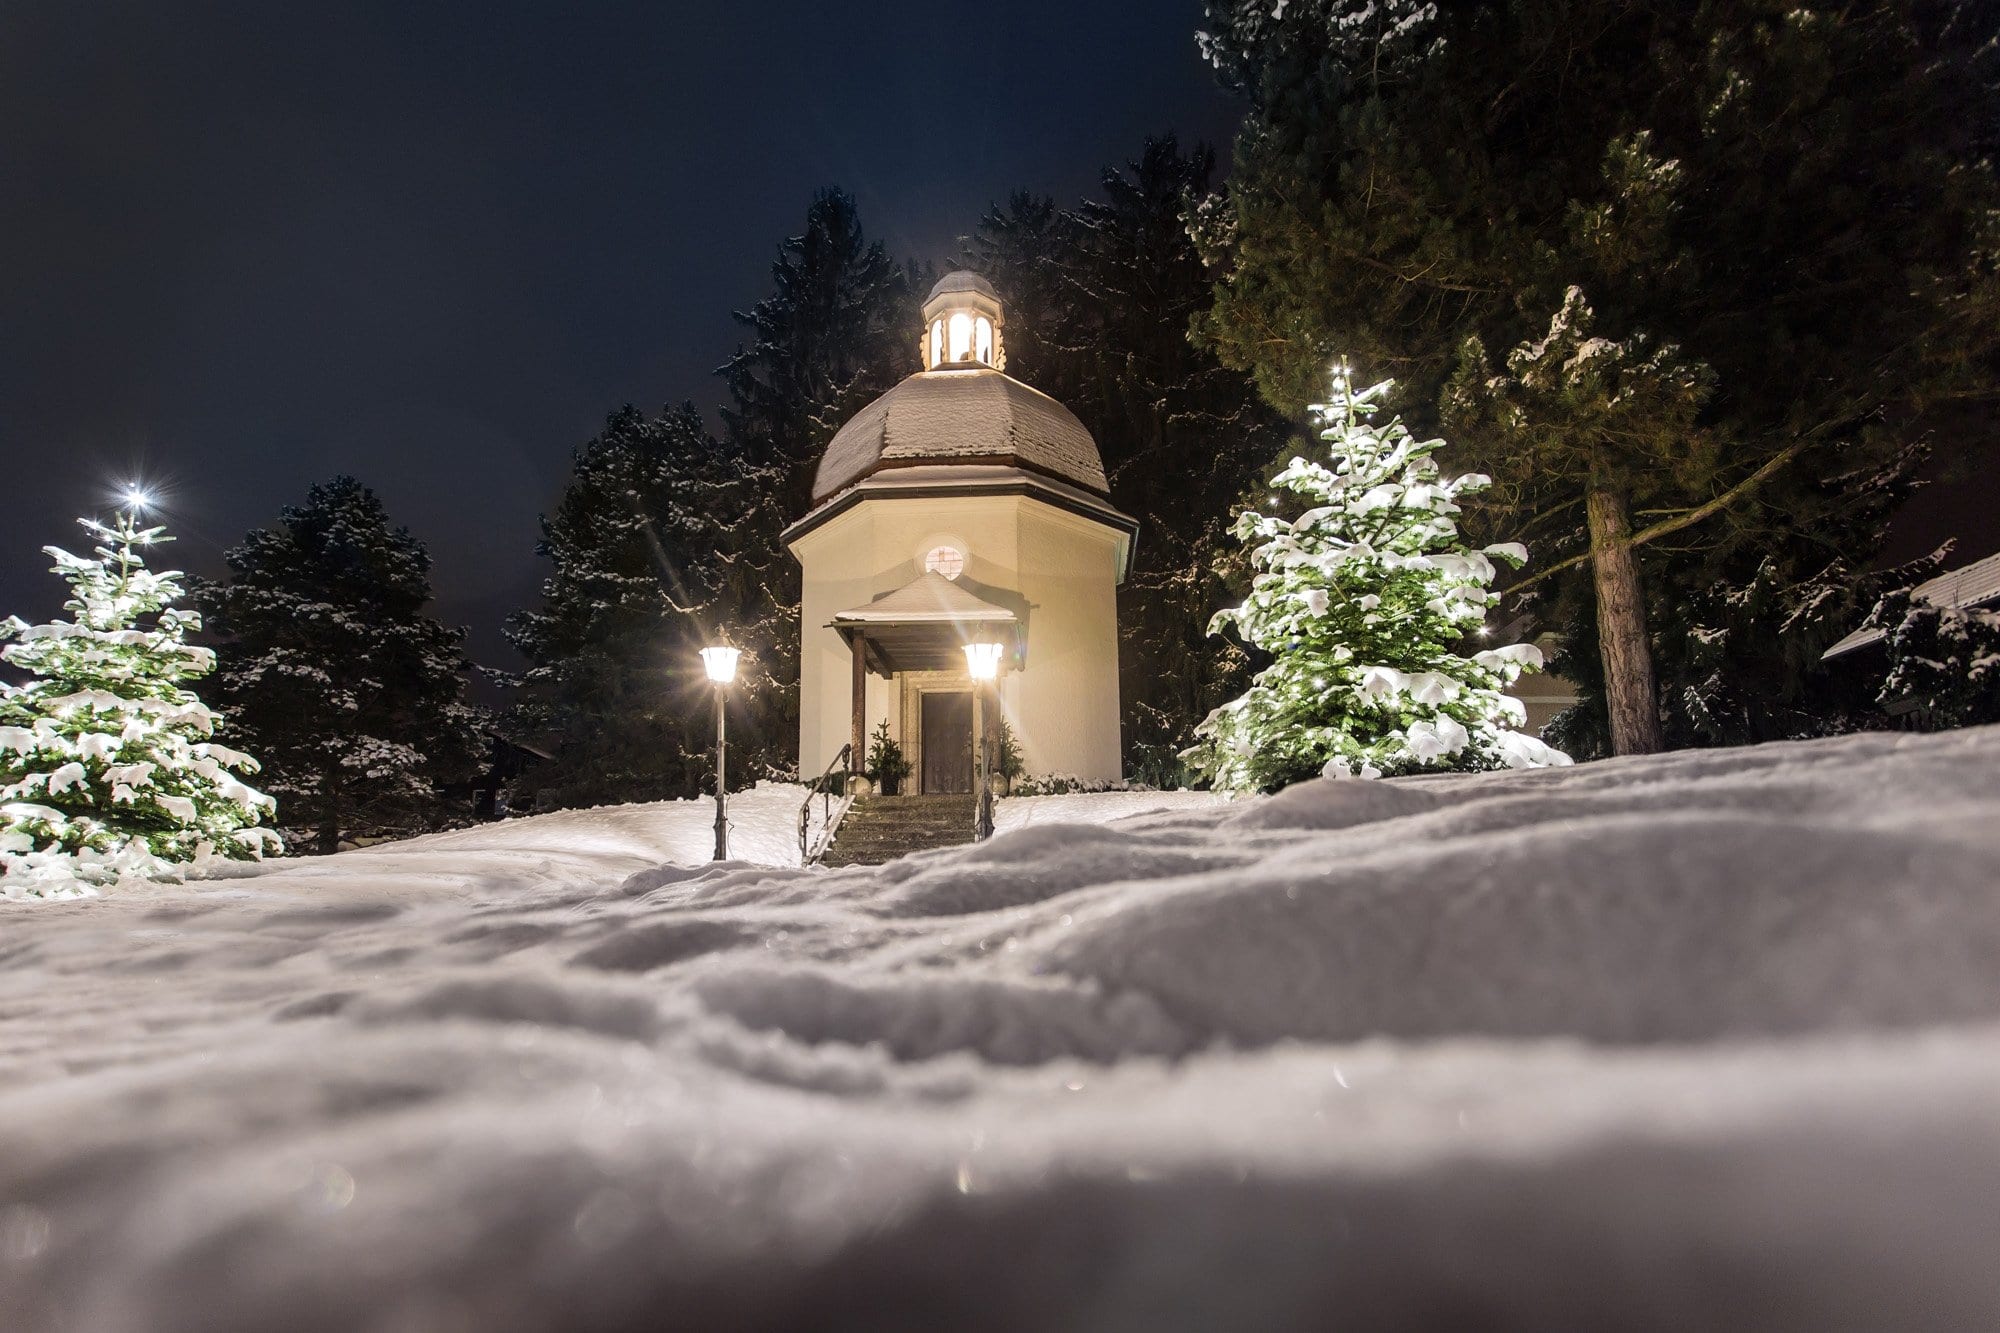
left=963, top=641, right=1005, bottom=681
left=700, top=645, right=741, bottom=684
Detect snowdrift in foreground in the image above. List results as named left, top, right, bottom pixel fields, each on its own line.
left=6, top=729, right=2000, bottom=1330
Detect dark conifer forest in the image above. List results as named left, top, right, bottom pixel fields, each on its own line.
left=183, top=2, right=2000, bottom=829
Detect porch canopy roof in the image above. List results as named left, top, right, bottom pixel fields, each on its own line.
left=831, top=571, right=1016, bottom=677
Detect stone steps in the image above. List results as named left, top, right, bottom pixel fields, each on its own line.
left=820, top=794, right=978, bottom=867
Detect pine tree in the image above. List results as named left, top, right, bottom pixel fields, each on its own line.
left=1543, top=445, right=1939, bottom=755
left=968, top=139, right=1293, bottom=783
left=1446, top=287, right=1717, bottom=754
left=1870, top=581, right=2000, bottom=728
left=508, top=405, right=751, bottom=808
left=1188, top=369, right=1570, bottom=791
left=1194, top=0, right=2000, bottom=754
left=1, top=508, right=277, bottom=899
left=199, top=478, right=484, bottom=853
left=714, top=188, right=920, bottom=776
left=719, top=187, right=918, bottom=517
left=961, top=190, right=1067, bottom=386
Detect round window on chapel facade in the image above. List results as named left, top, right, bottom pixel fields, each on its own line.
left=924, top=545, right=965, bottom=580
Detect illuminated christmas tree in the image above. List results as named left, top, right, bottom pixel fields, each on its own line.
left=0, top=504, right=278, bottom=899
left=1189, top=369, right=1571, bottom=791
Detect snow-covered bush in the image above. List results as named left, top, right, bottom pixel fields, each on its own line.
left=0, top=511, right=278, bottom=900
left=1187, top=368, right=1571, bottom=791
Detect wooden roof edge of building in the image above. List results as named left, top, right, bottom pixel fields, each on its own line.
left=1822, top=550, right=2000, bottom=660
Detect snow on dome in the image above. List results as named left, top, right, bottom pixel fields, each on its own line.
left=927, top=270, right=999, bottom=303
left=812, top=367, right=1110, bottom=502
left=808, top=269, right=1112, bottom=506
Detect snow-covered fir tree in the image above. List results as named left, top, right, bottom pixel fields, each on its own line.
left=1188, top=369, right=1571, bottom=791
left=965, top=137, right=1293, bottom=785
left=1195, top=1, right=1995, bottom=757
left=1870, top=579, right=2000, bottom=729
left=713, top=189, right=919, bottom=780
left=508, top=405, right=755, bottom=808
left=1, top=508, right=278, bottom=899
left=199, top=478, right=484, bottom=853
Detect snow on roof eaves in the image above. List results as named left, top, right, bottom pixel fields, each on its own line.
left=832, top=571, right=1016, bottom=624
left=780, top=465, right=1140, bottom=574
left=811, top=368, right=1110, bottom=502
left=1823, top=550, right=2000, bottom=659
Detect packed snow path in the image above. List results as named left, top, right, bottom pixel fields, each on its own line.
left=6, top=730, right=2000, bottom=1330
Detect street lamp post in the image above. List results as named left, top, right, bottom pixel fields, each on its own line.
left=963, top=641, right=1004, bottom=841
left=699, top=645, right=741, bottom=861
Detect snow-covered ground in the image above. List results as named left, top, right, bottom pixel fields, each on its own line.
left=255, top=780, right=818, bottom=887
left=7, top=728, right=2000, bottom=1329
left=994, top=786, right=1228, bottom=835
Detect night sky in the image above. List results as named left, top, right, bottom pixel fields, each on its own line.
left=0, top=2, right=1240, bottom=665
left=3, top=3, right=1992, bottom=673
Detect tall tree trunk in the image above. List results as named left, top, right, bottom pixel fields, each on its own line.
left=1586, top=479, right=1666, bottom=756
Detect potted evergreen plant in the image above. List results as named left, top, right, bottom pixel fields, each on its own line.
left=991, top=718, right=1023, bottom=797
left=867, top=720, right=910, bottom=796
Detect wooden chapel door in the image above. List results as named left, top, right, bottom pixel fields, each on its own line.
left=920, top=692, right=974, bottom=793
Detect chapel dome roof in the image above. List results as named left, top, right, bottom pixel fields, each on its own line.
left=927, top=270, right=999, bottom=303
left=811, top=367, right=1109, bottom=503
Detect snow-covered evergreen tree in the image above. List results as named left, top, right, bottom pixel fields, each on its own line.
left=199, top=478, right=484, bottom=853
left=1446, top=285, right=1717, bottom=757
left=1871, top=582, right=2000, bottom=730
left=1188, top=369, right=1571, bottom=791
left=713, top=190, right=919, bottom=782
left=966, top=138, right=1293, bottom=785
left=1196, top=0, right=1996, bottom=756
left=1, top=509, right=278, bottom=899
left=508, top=405, right=753, bottom=809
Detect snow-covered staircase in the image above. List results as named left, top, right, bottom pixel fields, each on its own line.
left=819, top=794, right=977, bottom=867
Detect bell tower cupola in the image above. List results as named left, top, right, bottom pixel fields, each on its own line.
left=920, top=270, right=1005, bottom=372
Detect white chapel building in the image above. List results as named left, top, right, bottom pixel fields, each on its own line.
left=783, top=272, right=1136, bottom=793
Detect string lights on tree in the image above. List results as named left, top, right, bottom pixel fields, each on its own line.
left=0, top=500, right=279, bottom=899
left=1187, top=366, right=1572, bottom=791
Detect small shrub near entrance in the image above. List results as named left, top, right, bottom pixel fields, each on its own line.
left=865, top=721, right=910, bottom=796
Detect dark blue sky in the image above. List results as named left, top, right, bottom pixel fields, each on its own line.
left=0, top=2, right=1241, bottom=662
left=7, top=3, right=1991, bottom=672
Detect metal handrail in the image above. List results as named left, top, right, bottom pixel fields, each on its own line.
left=797, top=743, right=852, bottom=863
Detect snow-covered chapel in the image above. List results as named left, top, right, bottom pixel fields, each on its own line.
left=783, top=272, right=1136, bottom=792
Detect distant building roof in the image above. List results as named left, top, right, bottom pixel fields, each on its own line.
left=811, top=367, right=1110, bottom=502
left=1823, top=550, right=2000, bottom=659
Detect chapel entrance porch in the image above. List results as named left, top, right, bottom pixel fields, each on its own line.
left=830, top=571, right=1017, bottom=797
